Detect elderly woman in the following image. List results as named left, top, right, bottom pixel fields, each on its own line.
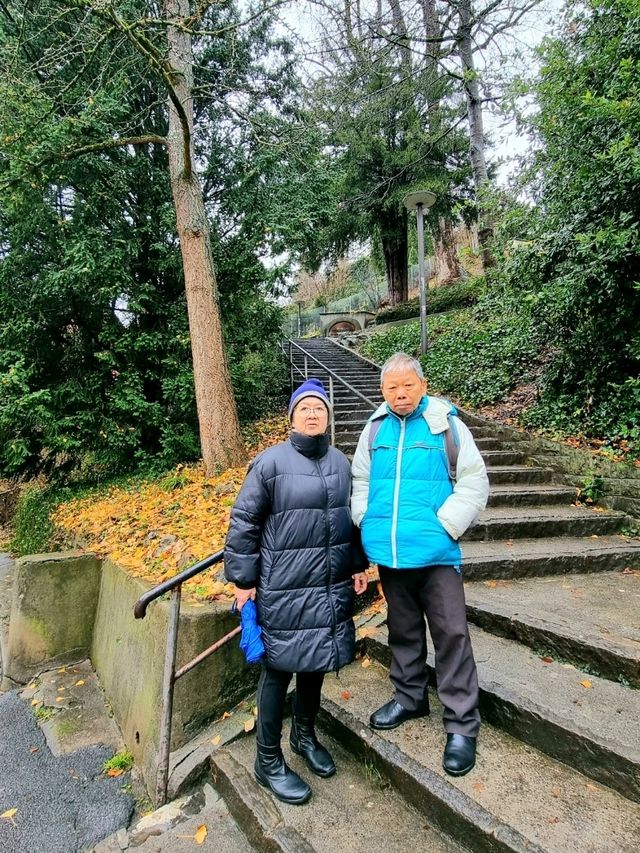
left=224, top=378, right=368, bottom=806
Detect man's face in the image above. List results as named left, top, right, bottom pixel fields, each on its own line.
left=381, top=367, right=427, bottom=417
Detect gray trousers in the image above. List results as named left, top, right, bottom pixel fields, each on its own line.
left=379, top=565, right=480, bottom=737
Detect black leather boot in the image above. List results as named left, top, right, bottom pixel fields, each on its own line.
left=254, top=741, right=312, bottom=804
left=442, top=734, right=476, bottom=776
left=290, top=714, right=336, bottom=778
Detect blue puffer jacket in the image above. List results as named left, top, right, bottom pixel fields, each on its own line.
left=357, top=397, right=460, bottom=569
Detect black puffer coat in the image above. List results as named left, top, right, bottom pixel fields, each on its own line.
left=224, top=431, right=364, bottom=673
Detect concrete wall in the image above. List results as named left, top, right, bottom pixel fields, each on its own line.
left=91, top=559, right=257, bottom=791
left=6, top=551, right=101, bottom=683
left=5, top=550, right=258, bottom=795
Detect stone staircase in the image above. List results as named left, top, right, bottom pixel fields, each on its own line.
left=199, top=338, right=640, bottom=851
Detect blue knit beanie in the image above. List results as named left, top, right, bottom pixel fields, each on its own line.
left=288, top=378, right=332, bottom=420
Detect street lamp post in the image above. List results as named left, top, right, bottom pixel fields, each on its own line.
left=403, top=191, right=437, bottom=356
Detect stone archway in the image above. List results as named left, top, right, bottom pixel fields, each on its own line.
left=327, top=320, right=357, bottom=336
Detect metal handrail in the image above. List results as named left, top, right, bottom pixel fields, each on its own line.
left=284, top=339, right=378, bottom=410
left=133, top=548, right=240, bottom=806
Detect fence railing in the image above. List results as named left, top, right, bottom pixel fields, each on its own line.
left=280, top=339, right=377, bottom=447
left=133, top=550, right=239, bottom=806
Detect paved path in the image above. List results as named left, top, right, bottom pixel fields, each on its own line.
left=0, top=690, right=133, bottom=852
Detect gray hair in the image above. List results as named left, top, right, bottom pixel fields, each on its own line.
left=380, top=352, right=424, bottom=384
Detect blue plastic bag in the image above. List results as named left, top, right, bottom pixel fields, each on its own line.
left=232, top=599, right=265, bottom=664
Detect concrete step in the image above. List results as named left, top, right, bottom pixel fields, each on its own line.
left=463, top=569, right=640, bottom=688
left=480, top=451, right=528, bottom=466
left=211, top=732, right=462, bottom=853
left=458, top=535, right=640, bottom=581
left=93, top=784, right=252, bottom=853
left=318, top=658, right=640, bottom=852
left=466, top=505, right=627, bottom=542
left=485, top=466, right=557, bottom=485
left=486, top=485, right=577, bottom=508
left=360, top=624, right=640, bottom=805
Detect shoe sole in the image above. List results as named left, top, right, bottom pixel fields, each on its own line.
left=289, top=741, right=337, bottom=778
left=369, top=711, right=430, bottom=731
left=442, top=759, right=475, bottom=777
left=254, top=771, right=312, bottom=805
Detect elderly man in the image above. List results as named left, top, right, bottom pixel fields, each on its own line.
left=351, top=353, right=489, bottom=776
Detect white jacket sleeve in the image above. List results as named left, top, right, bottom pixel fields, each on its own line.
left=436, top=417, right=489, bottom=540
left=350, top=422, right=372, bottom=527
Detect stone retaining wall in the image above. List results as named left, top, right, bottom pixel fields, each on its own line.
left=6, top=551, right=101, bottom=683
left=4, top=551, right=256, bottom=795
left=91, top=559, right=255, bottom=789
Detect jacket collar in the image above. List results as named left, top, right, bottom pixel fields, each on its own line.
left=289, top=430, right=330, bottom=459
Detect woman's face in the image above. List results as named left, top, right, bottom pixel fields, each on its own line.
left=291, top=395, right=329, bottom=436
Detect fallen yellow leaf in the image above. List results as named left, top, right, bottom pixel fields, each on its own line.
left=75, top=680, right=85, bottom=687
left=211, top=735, right=221, bottom=746
left=579, top=679, right=593, bottom=689
left=194, top=824, right=208, bottom=844
left=361, top=658, right=371, bottom=668
left=30, top=698, right=40, bottom=707
left=243, top=718, right=255, bottom=733
left=1, top=808, right=17, bottom=820
left=106, top=768, right=124, bottom=777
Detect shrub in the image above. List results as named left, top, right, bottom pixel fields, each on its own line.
left=374, top=278, right=483, bottom=325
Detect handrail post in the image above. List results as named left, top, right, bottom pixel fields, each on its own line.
left=289, top=340, right=293, bottom=393
left=304, top=355, right=308, bottom=378
left=156, top=586, right=181, bottom=806
left=329, top=375, right=335, bottom=446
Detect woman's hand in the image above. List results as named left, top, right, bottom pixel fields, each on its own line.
left=234, top=586, right=256, bottom=610
left=353, top=572, right=368, bottom=595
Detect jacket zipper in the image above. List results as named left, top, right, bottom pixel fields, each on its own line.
left=391, top=417, right=406, bottom=568
left=316, top=459, right=339, bottom=669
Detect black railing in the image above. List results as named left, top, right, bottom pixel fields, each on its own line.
left=133, top=550, right=240, bottom=806
left=280, top=339, right=377, bottom=447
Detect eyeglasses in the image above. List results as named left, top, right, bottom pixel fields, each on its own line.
left=296, top=406, right=327, bottom=416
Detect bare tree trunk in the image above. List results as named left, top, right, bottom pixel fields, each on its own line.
left=388, top=0, right=412, bottom=70
left=422, top=0, right=441, bottom=126
left=381, top=209, right=409, bottom=304
left=165, top=0, right=245, bottom=473
left=434, top=217, right=462, bottom=283
left=456, top=0, right=494, bottom=268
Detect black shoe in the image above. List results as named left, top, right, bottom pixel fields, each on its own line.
left=254, top=741, right=312, bottom=805
left=369, top=698, right=430, bottom=731
left=442, top=734, right=476, bottom=776
left=290, top=715, right=336, bottom=778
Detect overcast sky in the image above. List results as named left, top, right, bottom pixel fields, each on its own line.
left=275, top=0, right=564, bottom=186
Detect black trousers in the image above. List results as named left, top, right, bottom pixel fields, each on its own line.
left=256, top=665, right=325, bottom=747
left=379, top=564, right=480, bottom=737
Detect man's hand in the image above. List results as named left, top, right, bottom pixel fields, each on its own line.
left=234, top=586, right=256, bottom=610
left=353, top=572, right=368, bottom=595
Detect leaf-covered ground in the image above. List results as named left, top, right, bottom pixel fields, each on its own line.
left=52, top=414, right=290, bottom=603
